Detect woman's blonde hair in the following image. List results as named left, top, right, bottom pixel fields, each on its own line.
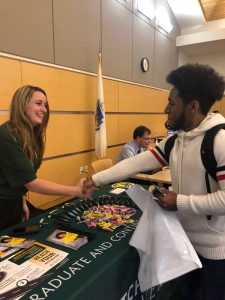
left=8, top=85, right=49, bottom=165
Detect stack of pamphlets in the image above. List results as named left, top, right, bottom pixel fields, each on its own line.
left=47, top=229, right=88, bottom=250
left=0, top=245, right=18, bottom=260
left=0, top=236, right=34, bottom=249
left=0, top=236, right=35, bottom=259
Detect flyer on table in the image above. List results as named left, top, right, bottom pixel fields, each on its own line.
left=0, top=242, right=68, bottom=299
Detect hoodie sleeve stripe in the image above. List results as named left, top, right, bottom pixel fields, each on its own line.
left=155, top=145, right=167, bottom=161
left=150, top=148, right=167, bottom=166
left=216, top=166, right=225, bottom=181
left=217, top=166, right=225, bottom=173
left=217, top=174, right=225, bottom=181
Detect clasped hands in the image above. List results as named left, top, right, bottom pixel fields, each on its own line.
left=78, top=177, right=98, bottom=200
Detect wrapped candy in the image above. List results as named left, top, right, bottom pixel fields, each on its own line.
left=82, top=204, right=136, bottom=231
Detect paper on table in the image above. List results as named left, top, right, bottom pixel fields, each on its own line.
left=0, top=246, right=19, bottom=259
left=110, top=188, right=126, bottom=194
left=126, top=185, right=202, bottom=291
left=126, top=184, right=149, bottom=211
left=0, top=242, right=68, bottom=299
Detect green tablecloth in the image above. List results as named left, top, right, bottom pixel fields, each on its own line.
left=0, top=185, right=177, bottom=300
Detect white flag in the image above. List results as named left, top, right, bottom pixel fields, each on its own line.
left=95, top=53, right=107, bottom=159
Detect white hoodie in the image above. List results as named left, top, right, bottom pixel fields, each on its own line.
left=93, top=113, right=225, bottom=259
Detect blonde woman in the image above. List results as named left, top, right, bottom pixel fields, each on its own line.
left=0, top=85, right=92, bottom=230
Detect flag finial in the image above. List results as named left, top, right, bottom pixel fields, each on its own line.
left=98, top=51, right=102, bottom=63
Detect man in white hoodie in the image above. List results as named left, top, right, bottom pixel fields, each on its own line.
left=85, top=64, right=225, bottom=300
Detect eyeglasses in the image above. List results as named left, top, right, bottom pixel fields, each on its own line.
left=141, top=136, right=151, bottom=141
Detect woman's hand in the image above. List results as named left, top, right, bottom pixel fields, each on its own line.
left=76, top=178, right=97, bottom=200
left=22, top=195, right=30, bottom=221
left=82, top=177, right=98, bottom=199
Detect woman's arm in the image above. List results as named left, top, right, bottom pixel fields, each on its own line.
left=22, top=195, right=30, bottom=221
left=25, top=178, right=93, bottom=199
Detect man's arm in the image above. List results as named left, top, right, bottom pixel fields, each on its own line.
left=84, top=149, right=165, bottom=191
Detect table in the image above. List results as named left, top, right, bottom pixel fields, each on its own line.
left=132, top=169, right=171, bottom=186
left=0, top=185, right=176, bottom=300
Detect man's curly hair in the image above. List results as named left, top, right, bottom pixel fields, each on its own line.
left=166, top=64, right=225, bottom=114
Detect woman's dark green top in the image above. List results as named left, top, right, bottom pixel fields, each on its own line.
left=0, top=123, right=39, bottom=200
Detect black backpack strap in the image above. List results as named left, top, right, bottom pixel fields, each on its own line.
left=201, top=123, right=225, bottom=183
left=164, top=134, right=178, bottom=163
left=201, top=123, right=225, bottom=220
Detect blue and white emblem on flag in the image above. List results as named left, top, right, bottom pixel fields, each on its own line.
left=95, top=99, right=104, bottom=131
left=95, top=53, right=107, bottom=159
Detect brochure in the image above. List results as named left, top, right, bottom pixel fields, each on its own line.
left=111, top=182, right=134, bottom=189
left=0, top=236, right=34, bottom=249
left=0, top=246, right=19, bottom=260
left=47, top=229, right=88, bottom=250
left=0, top=242, right=68, bottom=299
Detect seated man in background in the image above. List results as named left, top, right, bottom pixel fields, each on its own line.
left=118, top=125, right=151, bottom=162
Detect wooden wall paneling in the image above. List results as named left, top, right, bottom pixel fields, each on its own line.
left=105, top=114, right=119, bottom=146
left=118, top=82, right=169, bottom=112
left=53, top=70, right=96, bottom=111
left=44, top=114, right=94, bottom=157
left=220, top=96, right=225, bottom=117
left=21, top=62, right=65, bottom=107
left=106, top=146, right=122, bottom=165
left=0, top=57, right=22, bottom=109
left=21, top=62, right=97, bottom=111
left=44, top=114, right=118, bottom=158
left=118, top=114, right=167, bottom=143
left=0, top=113, right=9, bottom=124
left=104, top=79, right=119, bottom=112
left=29, top=152, right=95, bottom=208
left=54, top=71, right=96, bottom=111
left=210, top=101, right=221, bottom=113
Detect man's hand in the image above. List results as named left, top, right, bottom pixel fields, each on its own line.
left=83, top=177, right=98, bottom=199
left=75, top=178, right=97, bottom=200
left=156, top=189, right=177, bottom=211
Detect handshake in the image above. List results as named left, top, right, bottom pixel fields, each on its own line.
left=78, top=177, right=98, bottom=200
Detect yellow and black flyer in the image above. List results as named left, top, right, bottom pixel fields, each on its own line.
left=0, top=236, right=34, bottom=249
left=47, top=229, right=88, bottom=250
left=0, top=242, right=68, bottom=299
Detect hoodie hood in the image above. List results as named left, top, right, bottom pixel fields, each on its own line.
left=177, top=113, right=225, bottom=139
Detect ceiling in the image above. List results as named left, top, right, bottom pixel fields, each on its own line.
left=167, top=0, right=225, bottom=56
left=166, top=0, right=205, bottom=28
left=199, top=0, right=225, bottom=22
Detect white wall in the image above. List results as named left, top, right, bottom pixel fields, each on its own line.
left=187, top=52, right=225, bottom=77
